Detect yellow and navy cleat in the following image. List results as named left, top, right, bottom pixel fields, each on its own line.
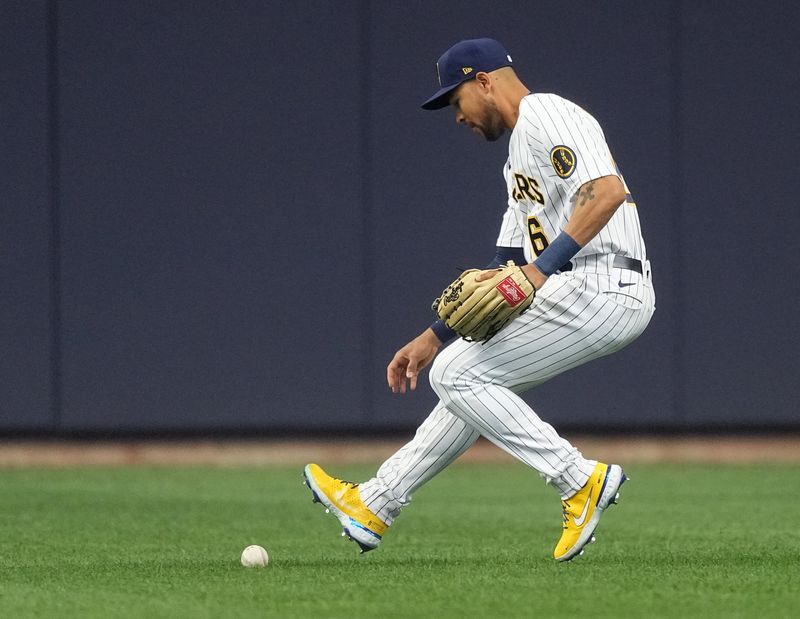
left=554, top=462, right=627, bottom=562
left=302, top=463, right=387, bottom=553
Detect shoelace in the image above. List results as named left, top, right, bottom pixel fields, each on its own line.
left=561, top=500, right=570, bottom=528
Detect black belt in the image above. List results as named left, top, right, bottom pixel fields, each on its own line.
left=560, top=255, right=643, bottom=274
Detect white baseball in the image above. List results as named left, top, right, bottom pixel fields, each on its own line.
left=240, top=544, right=269, bottom=567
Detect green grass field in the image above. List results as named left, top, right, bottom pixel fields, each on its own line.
left=1, top=462, right=798, bottom=618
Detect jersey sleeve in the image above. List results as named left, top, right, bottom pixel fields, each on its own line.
left=522, top=95, right=618, bottom=197
left=495, top=204, right=526, bottom=248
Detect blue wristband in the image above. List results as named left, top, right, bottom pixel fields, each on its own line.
left=486, top=246, right=528, bottom=269
left=533, top=232, right=582, bottom=276
left=430, top=320, right=457, bottom=344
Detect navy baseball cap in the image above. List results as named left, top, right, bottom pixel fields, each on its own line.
left=421, top=38, right=513, bottom=110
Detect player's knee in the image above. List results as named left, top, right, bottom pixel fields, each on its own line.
left=428, top=354, right=461, bottom=405
left=428, top=355, right=449, bottom=400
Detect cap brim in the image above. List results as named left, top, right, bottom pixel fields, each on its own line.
left=421, top=83, right=459, bottom=110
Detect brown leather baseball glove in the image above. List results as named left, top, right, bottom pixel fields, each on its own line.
left=432, top=261, right=536, bottom=342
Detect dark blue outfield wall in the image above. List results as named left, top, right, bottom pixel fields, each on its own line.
left=2, top=1, right=799, bottom=433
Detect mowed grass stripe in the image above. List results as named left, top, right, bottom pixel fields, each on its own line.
left=0, top=464, right=798, bottom=618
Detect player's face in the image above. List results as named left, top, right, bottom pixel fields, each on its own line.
left=449, top=80, right=505, bottom=142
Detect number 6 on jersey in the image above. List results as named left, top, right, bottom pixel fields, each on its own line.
left=527, top=215, right=550, bottom=257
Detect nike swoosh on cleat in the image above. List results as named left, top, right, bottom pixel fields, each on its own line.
left=573, top=488, right=593, bottom=527
left=618, top=281, right=635, bottom=288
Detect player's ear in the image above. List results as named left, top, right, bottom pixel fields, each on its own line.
left=475, top=72, right=492, bottom=93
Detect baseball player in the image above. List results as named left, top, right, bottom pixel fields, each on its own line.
left=304, top=38, right=655, bottom=561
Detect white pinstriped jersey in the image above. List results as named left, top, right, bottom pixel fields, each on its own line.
left=357, top=95, right=657, bottom=534
left=496, top=93, right=647, bottom=266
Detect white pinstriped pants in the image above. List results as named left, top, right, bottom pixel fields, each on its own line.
left=359, top=259, right=655, bottom=526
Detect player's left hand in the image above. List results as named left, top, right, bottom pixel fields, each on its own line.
left=475, top=264, right=547, bottom=290
left=520, top=264, right=548, bottom=289
left=475, top=264, right=548, bottom=289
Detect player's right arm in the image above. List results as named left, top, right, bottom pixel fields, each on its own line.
left=388, top=203, right=526, bottom=393
left=387, top=329, right=442, bottom=393
left=388, top=239, right=530, bottom=392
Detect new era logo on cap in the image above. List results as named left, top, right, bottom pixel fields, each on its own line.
left=422, top=38, right=513, bottom=110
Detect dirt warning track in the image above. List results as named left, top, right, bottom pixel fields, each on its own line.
left=1, top=435, right=798, bottom=468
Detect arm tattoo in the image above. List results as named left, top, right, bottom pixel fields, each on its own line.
left=578, top=181, right=595, bottom=206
